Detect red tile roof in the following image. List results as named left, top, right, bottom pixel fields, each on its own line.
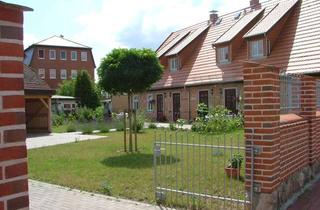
left=153, top=0, right=320, bottom=89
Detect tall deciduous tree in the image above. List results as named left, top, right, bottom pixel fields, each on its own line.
left=98, top=48, right=163, bottom=152
left=75, top=70, right=100, bottom=109
left=56, top=79, right=76, bottom=96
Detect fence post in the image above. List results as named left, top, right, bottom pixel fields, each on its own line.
left=299, top=76, right=319, bottom=172
left=134, top=109, right=138, bottom=151
left=243, top=62, right=280, bottom=210
left=124, top=110, right=127, bottom=152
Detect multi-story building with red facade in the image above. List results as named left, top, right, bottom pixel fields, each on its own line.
left=24, top=35, right=95, bottom=89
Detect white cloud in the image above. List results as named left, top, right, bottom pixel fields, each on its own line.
left=72, top=0, right=250, bottom=70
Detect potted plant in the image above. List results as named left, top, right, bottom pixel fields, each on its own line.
left=225, top=154, right=243, bottom=178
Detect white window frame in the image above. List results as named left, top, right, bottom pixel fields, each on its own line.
left=38, top=49, right=45, bottom=59
left=60, top=50, right=67, bottom=60
left=49, top=69, right=56, bottom=79
left=250, top=39, right=264, bottom=59
left=49, top=49, right=56, bottom=60
left=147, top=94, right=154, bottom=112
left=81, top=51, right=88, bottom=61
left=38, top=68, right=45, bottom=79
left=217, top=46, right=230, bottom=64
left=60, top=69, right=67, bottom=80
left=133, top=95, right=139, bottom=110
left=168, top=57, right=180, bottom=72
left=71, top=69, right=77, bottom=79
left=71, top=51, right=77, bottom=61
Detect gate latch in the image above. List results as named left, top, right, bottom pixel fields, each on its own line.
left=253, top=146, right=262, bottom=155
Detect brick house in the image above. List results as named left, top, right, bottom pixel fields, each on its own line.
left=125, top=0, right=319, bottom=122
left=24, top=35, right=96, bottom=90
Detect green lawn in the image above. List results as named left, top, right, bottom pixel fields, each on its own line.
left=28, top=129, right=245, bottom=209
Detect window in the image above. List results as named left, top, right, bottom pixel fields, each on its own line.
left=81, top=52, right=88, bottom=61
left=169, top=57, right=180, bottom=72
left=199, top=91, right=209, bottom=107
left=38, top=68, right=45, bottom=79
left=64, top=104, right=71, bottom=109
left=60, top=69, right=67, bottom=80
left=49, top=49, right=56, bottom=60
left=49, top=69, right=56, bottom=79
left=71, top=51, right=77, bottom=61
left=147, top=94, right=154, bottom=111
left=60, top=50, right=67, bottom=60
left=38, top=49, right=45, bottom=59
left=133, top=95, right=139, bottom=110
left=250, top=39, right=264, bottom=59
left=217, top=46, right=230, bottom=63
left=71, top=69, right=77, bottom=79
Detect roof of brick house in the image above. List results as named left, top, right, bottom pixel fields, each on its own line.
left=153, top=0, right=320, bottom=90
left=24, top=65, right=55, bottom=95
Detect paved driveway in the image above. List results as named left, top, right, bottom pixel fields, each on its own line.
left=26, top=132, right=104, bottom=149
left=29, top=180, right=169, bottom=210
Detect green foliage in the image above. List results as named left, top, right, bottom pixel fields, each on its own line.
left=80, top=123, right=94, bottom=134
left=148, top=123, right=157, bottom=129
left=176, top=119, right=185, bottom=129
left=52, top=114, right=65, bottom=126
left=135, top=110, right=146, bottom=132
left=75, top=70, right=100, bottom=109
left=56, top=80, right=76, bottom=96
left=98, top=48, right=163, bottom=95
left=98, top=123, right=110, bottom=133
left=75, top=107, right=95, bottom=122
left=229, top=154, right=243, bottom=169
left=100, top=181, right=112, bottom=195
left=169, top=123, right=177, bottom=131
left=94, top=106, right=105, bottom=122
left=191, top=105, right=244, bottom=134
left=197, top=103, right=209, bottom=120
left=66, top=123, right=77, bottom=132
left=115, top=121, right=124, bottom=131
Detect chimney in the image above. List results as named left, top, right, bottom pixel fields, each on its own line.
left=250, top=0, right=260, bottom=9
left=60, top=34, right=64, bottom=38
left=209, top=10, right=218, bottom=24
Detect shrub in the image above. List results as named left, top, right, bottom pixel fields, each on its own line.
left=148, top=123, right=157, bottom=129
left=115, top=121, right=124, bottom=131
left=80, top=123, right=94, bottom=134
left=100, top=181, right=112, bottom=196
left=66, top=123, right=77, bottom=132
left=75, top=107, right=95, bottom=122
left=176, top=118, right=185, bottom=129
left=94, top=106, right=105, bottom=122
left=98, top=123, right=110, bottom=133
left=169, top=123, right=177, bottom=131
left=135, top=110, right=146, bottom=132
left=197, top=103, right=209, bottom=119
left=52, top=114, right=65, bottom=126
left=191, top=105, right=243, bottom=134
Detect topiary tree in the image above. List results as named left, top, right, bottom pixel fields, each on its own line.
left=56, top=79, right=76, bottom=96
left=75, top=70, right=100, bottom=109
left=98, top=48, right=163, bottom=152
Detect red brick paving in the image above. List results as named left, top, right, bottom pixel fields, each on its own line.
left=288, top=179, right=320, bottom=210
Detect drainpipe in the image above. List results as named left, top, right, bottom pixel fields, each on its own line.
left=188, top=87, right=191, bottom=122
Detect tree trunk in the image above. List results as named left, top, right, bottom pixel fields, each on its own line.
left=128, top=93, right=133, bottom=152
left=123, top=109, right=127, bottom=152
left=134, top=109, right=138, bottom=151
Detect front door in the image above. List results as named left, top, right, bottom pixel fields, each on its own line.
left=156, top=94, right=164, bottom=122
left=172, top=93, right=180, bottom=121
left=224, top=88, right=237, bottom=114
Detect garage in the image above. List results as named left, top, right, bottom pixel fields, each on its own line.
left=24, top=65, right=55, bottom=133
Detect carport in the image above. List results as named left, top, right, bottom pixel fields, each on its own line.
left=24, top=65, right=55, bottom=133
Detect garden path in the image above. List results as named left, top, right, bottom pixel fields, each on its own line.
left=29, top=180, right=169, bottom=210
left=26, top=132, right=104, bottom=149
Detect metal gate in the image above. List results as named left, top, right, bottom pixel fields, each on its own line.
left=153, top=131, right=254, bottom=210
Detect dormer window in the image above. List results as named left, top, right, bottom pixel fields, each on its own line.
left=169, top=57, right=180, bottom=72
left=249, top=39, right=264, bottom=59
left=217, top=46, right=230, bottom=64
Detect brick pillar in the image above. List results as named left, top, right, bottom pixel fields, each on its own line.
left=299, top=77, right=318, bottom=170
left=0, top=2, right=31, bottom=210
left=243, top=62, right=280, bottom=209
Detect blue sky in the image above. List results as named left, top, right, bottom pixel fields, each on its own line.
left=7, top=0, right=249, bottom=67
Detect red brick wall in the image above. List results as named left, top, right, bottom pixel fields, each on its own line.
left=28, top=45, right=95, bottom=89
left=0, top=3, right=29, bottom=210
left=279, top=120, right=309, bottom=181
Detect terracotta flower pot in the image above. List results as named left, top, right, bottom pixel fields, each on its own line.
left=225, top=166, right=240, bottom=178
